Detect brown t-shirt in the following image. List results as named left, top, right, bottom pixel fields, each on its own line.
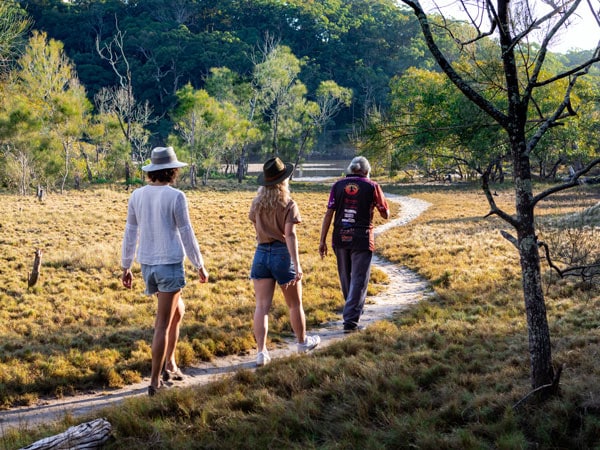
left=249, top=198, right=301, bottom=244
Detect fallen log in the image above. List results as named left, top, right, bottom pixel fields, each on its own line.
left=20, top=418, right=112, bottom=449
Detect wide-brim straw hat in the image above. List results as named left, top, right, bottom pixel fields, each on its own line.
left=142, top=146, right=188, bottom=172
left=257, top=156, right=294, bottom=186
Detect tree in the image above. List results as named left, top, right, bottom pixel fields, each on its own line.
left=171, top=83, right=250, bottom=185
left=204, top=66, right=263, bottom=183
left=252, top=40, right=307, bottom=157
left=293, top=80, right=352, bottom=173
left=399, top=0, right=600, bottom=393
left=96, top=18, right=154, bottom=181
left=0, top=0, right=30, bottom=77
left=378, top=66, right=504, bottom=180
left=0, top=1, right=32, bottom=192
left=4, top=31, right=91, bottom=193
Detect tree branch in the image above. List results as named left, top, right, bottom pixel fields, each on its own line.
left=500, top=229, right=519, bottom=248
left=513, top=365, right=563, bottom=408
left=539, top=240, right=600, bottom=281
left=481, top=159, right=519, bottom=227
left=532, top=157, right=600, bottom=205
left=400, top=0, right=509, bottom=128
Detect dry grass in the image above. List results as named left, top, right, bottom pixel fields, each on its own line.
left=4, top=181, right=600, bottom=449
left=0, top=181, right=393, bottom=408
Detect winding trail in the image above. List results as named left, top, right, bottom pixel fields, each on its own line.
left=0, top=194, right=431, bottom=435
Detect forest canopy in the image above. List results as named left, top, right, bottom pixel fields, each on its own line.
left=0, top=0, right=597, bottom=192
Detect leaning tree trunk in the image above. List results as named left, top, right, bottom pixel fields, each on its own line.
left=27, top=249, right=43, bottom=288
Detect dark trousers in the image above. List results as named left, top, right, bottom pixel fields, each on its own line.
left=333, top=247, right=373, bottom=327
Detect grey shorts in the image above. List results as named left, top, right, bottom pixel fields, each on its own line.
left=141, top=262, right=186, bottom=295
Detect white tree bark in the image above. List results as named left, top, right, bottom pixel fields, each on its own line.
left=21, top=418, right=112, bottom=450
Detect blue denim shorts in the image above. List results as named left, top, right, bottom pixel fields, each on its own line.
left=141, top=262, right=186, bottom=295
left=250, top=241, right=296, bottom=285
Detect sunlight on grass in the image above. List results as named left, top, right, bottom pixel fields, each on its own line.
left=0, top=184, right=348, bottom=407
left=4, top=182, right=600, bottom=449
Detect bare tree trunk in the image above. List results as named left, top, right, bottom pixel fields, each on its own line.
left=237, top=144, right=248, bottom=183
left=36, top=185, right=44, bottom=202
left=17, top=148, right=30, bottom=196
left=27, top=249, right=43, bottom=288
left=125, top=162, right=131, bottom=185
left=190, top=163, right=197, bottom=188
left=81, top=147, right=94, bottom=182
left=292, top=129, right=311, bottom=180
left=60, top=141, right=71, bottom=194
left=513, top=140, right=554, bottom=390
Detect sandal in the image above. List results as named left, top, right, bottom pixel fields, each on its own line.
left=162, top=367, right=185, bottom=382
left=148, top=381, right=165, bottom=397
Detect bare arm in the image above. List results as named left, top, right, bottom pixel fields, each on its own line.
left=285, top=221, right=302, bottom=283
left=319, top=209, right=334, bottom=259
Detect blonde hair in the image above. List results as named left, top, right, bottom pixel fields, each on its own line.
left=254, top=179, right=291, bottom=214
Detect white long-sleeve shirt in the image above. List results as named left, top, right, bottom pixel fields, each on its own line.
left=121, top=185, right=204, bottom=270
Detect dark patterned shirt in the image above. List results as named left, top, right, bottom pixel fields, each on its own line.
left=326, top=174, right=388, bottom=251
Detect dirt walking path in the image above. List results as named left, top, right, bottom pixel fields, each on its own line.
left=0, top=194, right=431, bottom=435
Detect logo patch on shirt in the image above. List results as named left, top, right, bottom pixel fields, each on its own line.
left=344, top=183, right=360, bottom=195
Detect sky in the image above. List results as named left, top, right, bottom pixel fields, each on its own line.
left=417, top=0, right=599, bottom=54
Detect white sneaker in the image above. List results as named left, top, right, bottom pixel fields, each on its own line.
left=297, top=335, right=320, bottom=353
left=256, top=351, right=271, bottom=367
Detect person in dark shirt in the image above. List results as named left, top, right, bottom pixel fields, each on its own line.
left=318, top=156, right=389, bottom=332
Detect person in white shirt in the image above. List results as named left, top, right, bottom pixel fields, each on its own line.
left=121, top=146, right=209, bottom=396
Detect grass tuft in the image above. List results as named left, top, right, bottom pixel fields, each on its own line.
left=6, top=183, right=600, bottom=449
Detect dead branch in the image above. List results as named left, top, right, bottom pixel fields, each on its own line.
left=21, top=418, right=112, bottom=449
left=27, top=248, right=42, bottom=288
left=513, top=364, right=563, bottom=409
left=539, top=240, right=600, bottom=281
left=500, top=230, right=519, bottom=249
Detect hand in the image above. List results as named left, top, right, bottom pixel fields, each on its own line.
left=283, top=265, right=303, bottom=289
left=319, top=243, right=328, bottom=259
left=121, top=268, right=133, bottom=289
left=198, top=266, right=209, bottom=283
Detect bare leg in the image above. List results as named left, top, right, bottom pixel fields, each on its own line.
left=281, top=280, right=306, bottom=344
left=253, top=278, right=275, bottom=353
left=164, top=297, right=185, bottom=372
left=150, top=290, right=181, bottom=389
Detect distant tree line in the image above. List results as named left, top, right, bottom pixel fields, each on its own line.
left=0, top=0, right=597, bottom=193
left=18, top=0, right=425, bottom=152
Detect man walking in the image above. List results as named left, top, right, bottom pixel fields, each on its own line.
left=319, top=156, right=389, bottom=332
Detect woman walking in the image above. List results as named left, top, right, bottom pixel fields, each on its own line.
left=249, top=157, right=320, bottom=366
left=121, top=146, right=209, bottom=396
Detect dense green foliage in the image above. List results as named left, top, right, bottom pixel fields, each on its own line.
left=16, top=0, right=424, bottom=143
left=0, top=0, right=596, bottom=193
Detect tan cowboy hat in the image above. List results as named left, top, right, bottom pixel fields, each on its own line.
left=257, top=156, right=294, bottom=186
left=142, top=146, right=188, bottom=172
